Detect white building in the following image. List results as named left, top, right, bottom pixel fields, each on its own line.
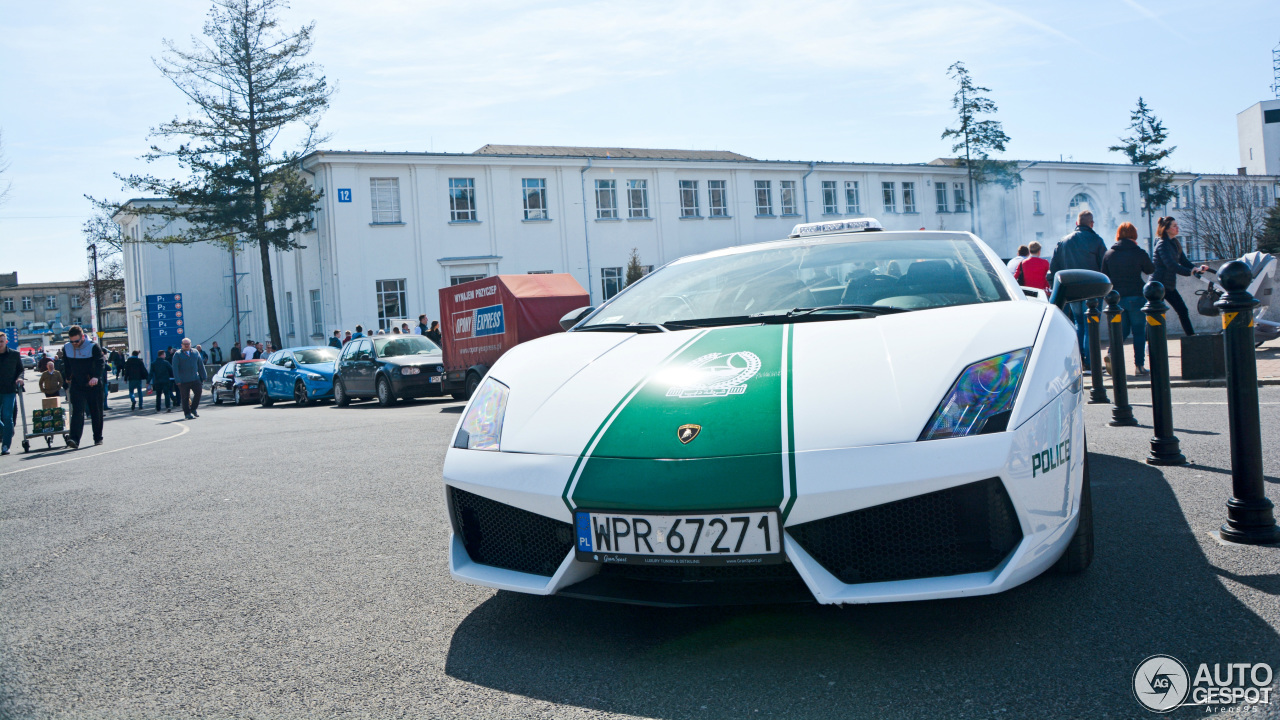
left=1237, top=99, right=1280, bottom=175
left=117, top=146, right=1141, bottom=357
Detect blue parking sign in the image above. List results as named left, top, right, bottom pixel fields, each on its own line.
left=2, top=328, right=17, bottom=344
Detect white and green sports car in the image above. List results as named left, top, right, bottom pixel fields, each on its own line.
left=444, top=219, right=1110, bottom=606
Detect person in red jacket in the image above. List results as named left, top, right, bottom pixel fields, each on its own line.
left=1014, top=240, right=1050, bottom=290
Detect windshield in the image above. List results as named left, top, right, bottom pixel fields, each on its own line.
left=235, top=361, right=265, bottom=377
left=582, top=236, right=1008, bottom=327
left=295, top=348, right=339, bottom=365
left=374, top=335, right=440, bottom=357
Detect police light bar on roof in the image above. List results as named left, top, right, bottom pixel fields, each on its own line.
left=789, top=218, right=884, bottom=238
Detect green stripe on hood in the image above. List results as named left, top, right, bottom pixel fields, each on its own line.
left=567, top=324, right=789, bottom=512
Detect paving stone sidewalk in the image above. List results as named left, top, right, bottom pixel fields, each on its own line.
left=1096, top=335, right=1280, bottom=388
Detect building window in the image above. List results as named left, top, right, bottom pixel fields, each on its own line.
left=1, top=297, right=11, bottom=312
left=370, top=178, right=402, bottom=224
left=953, top=182, right=968, bottom=212
left=882, top=182, right=896, bottom=213
left=375, top=279, right=406, bottom=331
left=935, top=183, right=949, bottom=212
left=310, top=289, right=323, bottom=336
left=1200, top=186, right=1208, bottom=208
left=3, top=321, right=13, bottom=328
left=821, top=181, right=839, bottom=214
left=111, top=290, right=121, bottom=303
left=1033, top=190, right=1042, bottom=215
left=1120, top=191, right=1128, bottom=213
left=627, top=180, right=648, bottom=218
left=595, top=180, right=618, bottom=219
left=845, top=181, right=861, bottom=214
left=708, top=180, right=728, bottom=217
left=754, top=181, right=773, bottom=216
left=286, top=291, right=296, bottom=336
left=46, top=296, right=57, bottom=310
left=449, top=178, right=477, bottom=222
left=70, top=295, right=81, bottom=309
left=21, top=297, right=32, bottom=311
left=522, top=178, right=547, bottom=220
left=678, top=180, right=700, bottom=217
left=780, top=180, right=797, bottom=215
left=601, top=267, right=623, bottom=300
left=902, top=182, right=916, bottom=213
left=450, top=275, right=486, bottom=286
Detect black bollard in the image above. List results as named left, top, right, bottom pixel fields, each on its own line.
left=1086, top=298, right=1109, bottom=404
left=1142, top=282, right=1186, bottom=465
left=1214, top=261, right=1279, bottom=545
left=1104, top=290, right=1138, bottom=427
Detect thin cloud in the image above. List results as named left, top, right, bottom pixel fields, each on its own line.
left=1118, top=0, right=1191, bottom=42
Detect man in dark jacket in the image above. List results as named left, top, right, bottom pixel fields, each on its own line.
left=230, top=342, right=242, bottom=361
left=209, top=341, right=224, bottom=364
left=62, top=325, right=105, bottom=449
left=150, top=351, right=175, bottom=413
left=328, top=331, right=342, bottom=349
left=172, top=338, right=207, bottom=420
left=0, top=331, right=25, bottom=455
left=124, top=350, right=149, bottom=410
left=1102, top=223, right=1155, bottom=374
left=1049, top=211, right=1108, bottom=367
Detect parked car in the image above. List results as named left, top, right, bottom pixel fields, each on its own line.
left=333, top=334, right=445, bottom=407
left=211, top=359, right=266, bottom=405
left=258, top=346, right=339, bottom=407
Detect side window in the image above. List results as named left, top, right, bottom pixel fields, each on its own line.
left=367, top=340, right=379, bottom=360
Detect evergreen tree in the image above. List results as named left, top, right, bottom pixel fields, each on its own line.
left=1259, top=204, right=1280, bottom=255
left=625, top=248, right=646, bottom=286
left=1109, top=98, right=1177, bottom=254
left=941, top=62, right=1021, bottom=235
left=94, top=0, right=333, bottom=349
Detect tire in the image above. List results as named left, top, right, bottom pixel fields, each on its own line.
left=259, top=383, right=274, bottom=407
left=1055, top=441, right=1094, bottom=574
left=234, top=388, right=243, bottom=405
left=334, top=377, right=350, bottom=407
left=294, top=380, right=310, bottom=407
left=213, top=389, right=223, bottom=405
left=464, top=372, right=481, bottom=400
left=376, top=376, right=396, bottom=407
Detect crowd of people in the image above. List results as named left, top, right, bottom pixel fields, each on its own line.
left=1016, top=210, right=1210, bottom=377
left=314, top=315, right=444, bottom=350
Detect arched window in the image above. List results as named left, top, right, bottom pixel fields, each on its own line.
left=1068, top=193, right=1091, bottom=211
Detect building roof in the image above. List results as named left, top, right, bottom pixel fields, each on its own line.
left=927, top=157, right=1142, bottom=169
left=472, top=144, right=755, bottom=162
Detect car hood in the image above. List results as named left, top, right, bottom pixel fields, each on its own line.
left=493, top=301, right=1049, bottom=458
left=381, top=354, right=443, bottom=367
left=298, top=362, right=336, bottom=377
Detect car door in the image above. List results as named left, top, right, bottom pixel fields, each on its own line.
left=279, top=352, right=298, bottom=394
left=215, top=365, right=232, bottom=399
left=261, top=352, right=283, bottom=397
left=352, top=340, right=375, bottom=395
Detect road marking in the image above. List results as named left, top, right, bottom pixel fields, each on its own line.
left=1130, top=402, right=1280, bottom=406
left=0, top=423, right=190, bottom=477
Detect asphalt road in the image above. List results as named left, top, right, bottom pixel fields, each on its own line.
left=2, top=382, right=1279, bottom=719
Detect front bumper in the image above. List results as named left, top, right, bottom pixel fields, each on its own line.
left=302, top=377, right=334, bottom=399
left=443, top=391, right=1083, bottom=606
left=392, top=373, right=445, bottom=398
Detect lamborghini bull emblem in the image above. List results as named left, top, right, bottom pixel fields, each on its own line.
left=665, top=351, right=762, bottom=399
left=677, top=424, right=701, bottom=444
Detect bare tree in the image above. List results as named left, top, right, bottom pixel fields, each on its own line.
left=1182, top=176, right=1270, bottom=260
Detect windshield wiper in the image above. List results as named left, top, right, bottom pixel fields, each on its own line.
left=577, top=322, right=670, bottom=333
left=780, top=304, right=908, bottom=318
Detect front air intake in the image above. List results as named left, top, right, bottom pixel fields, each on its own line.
left=449, top=487, right=574, bottom=577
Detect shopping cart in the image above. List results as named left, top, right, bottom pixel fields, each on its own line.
left=16, top=389, right=70, bottom=453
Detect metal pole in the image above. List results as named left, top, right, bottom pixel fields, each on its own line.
left=1104, top=290, right=1137, bottom=426
left=1142, top=281, right=1186, bottom=466
left=1086, top=298, right=1108, bottom=404
left=1214, top=261, right=1279, bottom=544
left=91, top=243, right=102, bottom=337
left=230, top=240, right=242, bottom=347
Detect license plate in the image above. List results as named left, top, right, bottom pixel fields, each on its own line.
left=575, top=510, right=783, bottom=565
left=429, top=375, right=442, bottom=383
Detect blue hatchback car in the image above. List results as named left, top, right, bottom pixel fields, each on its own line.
left=258, top=346, right=341, bottom=406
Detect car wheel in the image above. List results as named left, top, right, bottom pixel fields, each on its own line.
left=294, top=380, right=311, bottom=406
left=376, top=377, right=396, bottom=407
left=1054, top=438, right=1093, bottom=574
left=234, top=388, right=243, bottom=405
left=213, top=388, right=223, bottom=405
left=334, top=377, right=350, bottom=407
left=259, top=383, right=274, bottom=407
left=463, top=372, right=481, bottom=400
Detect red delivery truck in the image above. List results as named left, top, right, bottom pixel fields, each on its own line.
left=439, top=274, right=589, bottom=399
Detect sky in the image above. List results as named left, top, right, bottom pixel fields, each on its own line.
left=1, top=0, right=1278, bottom=282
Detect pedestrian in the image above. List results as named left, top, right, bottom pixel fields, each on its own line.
left=0, top=331, right=25, bottom=456
left=1152, top=216, right=1209, bottom=337
left=124, top=350, right=149, bottom=409
left=256, top=342, right=265, bottom=358
left=1048, top=210, right=1108, bottom=369
left=209, top=341, right=224, bottom=364
left=1007, top=245, right=1030, bottom=274
left=391, top=326, right=402, bottom=334
left=39, top=359, right=63, bottom=398
left=352, top=325, right=364, bottom=339
left=1014, top=241, right=1050, bottom=290
left=342, top=331, right=352, bottom=345
left=100, top=355, right=111, bottom=412
left=230, top=342, right=243, bottom=361
left=265, top=343, right=274, bottom=354
left=150, top=351, right=174, bottom=413
left=416, top=314, right=429, bottom=335
left=196, top=344, right=209, bottom=364
left=242, top=341, right=258, bottom=360
left=328, top=331, right=342, bottom=349
left=172, top=338, right=207, bottom=420
left=61, top=325, right=105, bottom=449
left=109, top=347, right=125, bottom=379
left=54, top=349, right=65, bottom=377
left=426, top=321, right=442, bottom=347
left=1102, top=221, right=1156, bottom=375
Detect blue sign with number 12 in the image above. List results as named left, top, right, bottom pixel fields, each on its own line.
left=337, top=188, right=352, bottom=202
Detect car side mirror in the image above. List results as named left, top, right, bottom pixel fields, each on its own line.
left=560, top=306, right=595, bottom=331
left=1048, top=270, right=1112, bottom=310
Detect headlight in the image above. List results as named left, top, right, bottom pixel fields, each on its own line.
left=453, top=378, right=509, bottom=450
left=303, top=371, right=324, bottom=380
left=920, top=348, right=1030, bottom=441
left=401, top=366, right=421, bottom=375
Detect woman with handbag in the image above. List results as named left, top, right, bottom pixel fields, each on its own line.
left=1102, top=222, right=1155, bottom=375
left=1152, top=217, right=1209, bottom=336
